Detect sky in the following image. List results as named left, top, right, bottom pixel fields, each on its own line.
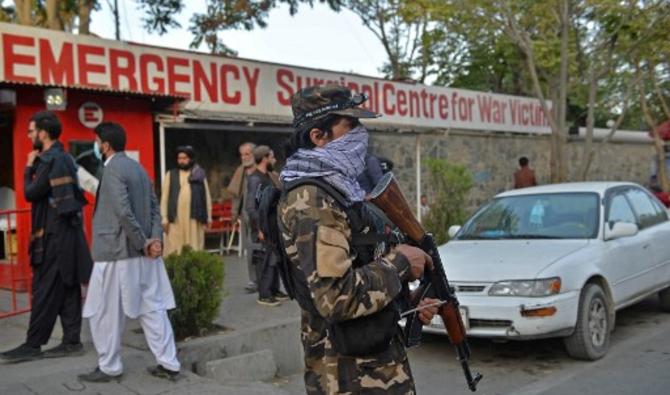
left=88, top=1, right=389, bottom=79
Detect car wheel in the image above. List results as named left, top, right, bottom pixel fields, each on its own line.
left=659, top=287, right=670, bottom=312
left=564, top=284, right=610, bottom=360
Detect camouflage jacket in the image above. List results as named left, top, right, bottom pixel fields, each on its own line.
left=278, top=184, right=416, bottom=394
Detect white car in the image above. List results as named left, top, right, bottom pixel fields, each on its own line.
left=428, top=182, right=670, bottom=360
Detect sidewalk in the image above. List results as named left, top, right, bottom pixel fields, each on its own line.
left=0, top=254, right=304, bottom=395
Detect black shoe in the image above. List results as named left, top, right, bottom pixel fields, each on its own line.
left=273, top=292, right=290, bottom=301
left=77, top=367, right=122, bottom=383
left=147, top=365, right=180, bottom=381
left=257, top=297, right=281, bottom=307
left=0, top=343, right=42, bottom=363
left=43, top=342, right=84, bottom=358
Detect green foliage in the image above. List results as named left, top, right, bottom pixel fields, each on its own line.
left=164, top=246, right=225, bottom=339
left=0, top=5, right=14, bottom=22
left=345, top=0, right=442, bottom=82
left=423, top=158, right=473, bottom=245
left=137, top=0, right=342, bottom=55
left=139, top=0, right=184, bottom=35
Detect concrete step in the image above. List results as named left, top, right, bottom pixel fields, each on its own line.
left=178, top=317, right=302, bottom=377
left=205, top=349, right=277, bottom=383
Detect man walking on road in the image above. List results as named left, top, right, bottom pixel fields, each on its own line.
left=79, top=122, right=180, bottom=383
left=1, top=111, right=92, bottom=363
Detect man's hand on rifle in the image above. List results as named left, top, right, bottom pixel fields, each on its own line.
left=395, top=244, right=434, bottom=281
left=416, top=297, right=441, bottom=325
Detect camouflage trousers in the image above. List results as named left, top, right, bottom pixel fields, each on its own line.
left=301, top=313, right=416, bottom=395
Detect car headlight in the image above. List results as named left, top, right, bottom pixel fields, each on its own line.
left=488, top=277, right=561, bottom=297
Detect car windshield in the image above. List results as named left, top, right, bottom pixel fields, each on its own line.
left=456, top=193, right=600, bottom=240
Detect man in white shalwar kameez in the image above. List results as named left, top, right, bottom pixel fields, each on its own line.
left=79, top=122, right=181, bottom=383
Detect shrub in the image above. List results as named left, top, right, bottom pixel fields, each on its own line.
left=423, top=158, right=473, bottom=245
left=164, top=246, right=224, bottom=339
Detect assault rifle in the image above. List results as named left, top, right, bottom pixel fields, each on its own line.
left=369, top=173, right=483, bottom=392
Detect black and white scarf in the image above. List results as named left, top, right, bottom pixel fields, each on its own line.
left=280, top=125, right=368, bottom=204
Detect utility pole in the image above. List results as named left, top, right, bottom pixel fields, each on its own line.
left=106, top=0, right=120, bottom=40
left=114, top=0, right=120, bottom=40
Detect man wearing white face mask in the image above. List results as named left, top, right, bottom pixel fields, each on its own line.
left=80, top=122, right=180, bottom=383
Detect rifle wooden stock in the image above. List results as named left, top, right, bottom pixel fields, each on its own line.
left=370, top=172, right=482, bottom=392
left=369, top=172, right=425, bottom=243
left=441, top=302, right=466, bottom=345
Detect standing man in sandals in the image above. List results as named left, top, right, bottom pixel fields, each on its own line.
left=79, top=122, right=180, bottom=383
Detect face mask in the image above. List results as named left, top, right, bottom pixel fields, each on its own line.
left=93, top=141, right=103, bottom=161
left=267, top=162, right=274, bottom=173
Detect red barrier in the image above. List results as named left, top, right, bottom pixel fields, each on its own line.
left=0, top=208, right=32, bottom=318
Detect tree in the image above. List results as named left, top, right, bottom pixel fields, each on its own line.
left=14, top=0, right=33, bottom=25
left=342, top=0, right=442, bottom=82
left=138, top=0, right=343, bottom=55
left=0, top=4, right=15, bottom=22
left=429, top=2, right=530, bottom=95
left=78, top=0, right=97, bottom=35
left=423, top=158, right=473, bottom=245
left=437, top=0, right=575, bottom=182
left=428, top=0, right=670, bottom=183
left=7, top=0, right=99, bottom=34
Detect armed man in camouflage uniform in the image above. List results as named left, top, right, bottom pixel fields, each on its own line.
left=277, top=85, right=439, bottom=394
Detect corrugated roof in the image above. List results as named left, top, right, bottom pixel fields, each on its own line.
left=0, top=81, right=188, bottom=100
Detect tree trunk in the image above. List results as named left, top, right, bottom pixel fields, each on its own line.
left=638, top=69, right=670, bottom=192
left=648, top=60, right=670, bottom=119
left=79, top=0, right=92, bottom=34
left=500, top=0, right=567, bottom=183
left=580, top=75, right=635, bottom=180
left=556, top=0, right=569, bottom=182
left=579, top=65, right=598, bottom=181
left=14, top=0, right=33, bottom=25
left=46, top=0, right=62, bottom=30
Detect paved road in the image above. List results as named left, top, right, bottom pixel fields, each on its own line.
left=3, top=254, right=669, bottom=394
left=407, top=294, right=670, bottom=395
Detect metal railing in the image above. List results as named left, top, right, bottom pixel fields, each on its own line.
left=0, top=208, right=32, bottom=318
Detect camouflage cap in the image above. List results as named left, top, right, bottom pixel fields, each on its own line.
left=291, top=84, right=379, bottom=128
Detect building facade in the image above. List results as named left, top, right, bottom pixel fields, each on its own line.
left=0, top=23, right=653, bottom=289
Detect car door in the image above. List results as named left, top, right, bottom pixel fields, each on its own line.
left=629, top=188, right=670, bottom=290
left=603, top=189, right=650, bottom=305
left=621, top=187, right=667, bottom=297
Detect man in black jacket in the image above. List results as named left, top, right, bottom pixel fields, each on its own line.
left=1, top=111, right=93, bottom=363
left=245, top=145, right=286, bottom=306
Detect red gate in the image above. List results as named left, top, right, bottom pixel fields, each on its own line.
left=0, top=208, right=32, bottom=318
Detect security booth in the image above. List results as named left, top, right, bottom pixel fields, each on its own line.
left=0, top=85, right=179, bottom=296
left=0, top=24, right=187, bottom=304
left=0, top=22, right=558, bottom=309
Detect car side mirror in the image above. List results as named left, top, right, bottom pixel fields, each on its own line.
left=448, top=225, right=462, bottom=239
left=604, top=221, right=639, bottom=241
